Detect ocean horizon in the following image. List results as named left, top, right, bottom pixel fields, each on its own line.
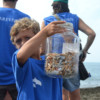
left=80, top=62, right=100, bottom=88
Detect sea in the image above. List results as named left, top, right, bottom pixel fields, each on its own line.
left=80, top=62, right=100, bottom=89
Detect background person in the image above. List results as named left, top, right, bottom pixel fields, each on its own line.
left=41, top=0, right=96, bottom=100
left=0, top=0, right=30, bottom=100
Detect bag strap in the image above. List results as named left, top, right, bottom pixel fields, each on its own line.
left=53, top=14, right=61, bottom=21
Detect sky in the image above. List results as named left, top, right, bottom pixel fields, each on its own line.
left=0, top=0, right=100, bottom=62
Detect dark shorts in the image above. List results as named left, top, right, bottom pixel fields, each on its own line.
left=0, top=84, right=18, bottom=100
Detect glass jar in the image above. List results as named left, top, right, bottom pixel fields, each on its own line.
left=45, top=22, right=80, bottom=78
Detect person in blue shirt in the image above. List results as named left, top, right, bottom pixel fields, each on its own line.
left=10, top=17, right=66, bottom=100
left=0, top=0, right=30, bottom=100
left=41, top=0, right=96, bottom=100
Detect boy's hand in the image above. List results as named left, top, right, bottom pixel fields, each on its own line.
left=44, top=21, right=66, bottom=37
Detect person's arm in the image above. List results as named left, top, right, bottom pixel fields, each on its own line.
left=79, top=18, right=96, bottom=61
left=17, top=21, right=66, bottom=65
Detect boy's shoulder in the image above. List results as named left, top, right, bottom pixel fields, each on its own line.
left=13, top=49, right=19, bottom=55
left=40, top=55, right=45, bottom=60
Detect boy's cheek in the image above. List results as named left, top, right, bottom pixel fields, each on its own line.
left=15, top=44, right=20, bottom=49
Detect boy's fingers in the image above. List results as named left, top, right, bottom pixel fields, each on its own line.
left=51, top=21, right=66, bottom=24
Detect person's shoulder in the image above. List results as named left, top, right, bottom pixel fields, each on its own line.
left=43, top=15, right=57, bottom=26
left=64, top=12, right=78, bottom=17
left=13, top=9, right=30, bottom=18
left=0, top=7, right=3, bottom=10
left=69, top=12, right=79, bottom=18
left=58, top=12, right=79, bottom=19
left=12, top=50, right=19, bottom=66
left=0, top=7, right=10, bottom=12
left=44, top=15, right=55, bottom=21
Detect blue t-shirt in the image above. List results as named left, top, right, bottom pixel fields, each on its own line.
left=12, top=50, right=62, bottom=100
left=44, top=12, right=79, bottom=35
left=0, top=7, right=30, bottom=85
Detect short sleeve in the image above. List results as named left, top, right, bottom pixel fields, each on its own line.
left=12, top=50, right=30, bottom=89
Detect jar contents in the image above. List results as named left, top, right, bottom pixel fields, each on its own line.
left=45, top=22, right=80, bottom=78
left=45, top=52, right=77, bottom=78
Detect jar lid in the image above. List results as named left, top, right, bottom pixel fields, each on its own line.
left=58, top=22, right=73, bottom=29
left=63, top=22, right=73, bottom=29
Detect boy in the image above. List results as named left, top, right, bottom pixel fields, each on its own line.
left=10, top=17, right=66, bottom=100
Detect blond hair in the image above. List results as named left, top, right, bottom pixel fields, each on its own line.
left=10, top=17, right=40, bottom=44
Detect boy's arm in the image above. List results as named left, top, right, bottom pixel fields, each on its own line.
left=78, top=18, right=96, bottom=61
left=17, top=21, right=66, bottom=66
